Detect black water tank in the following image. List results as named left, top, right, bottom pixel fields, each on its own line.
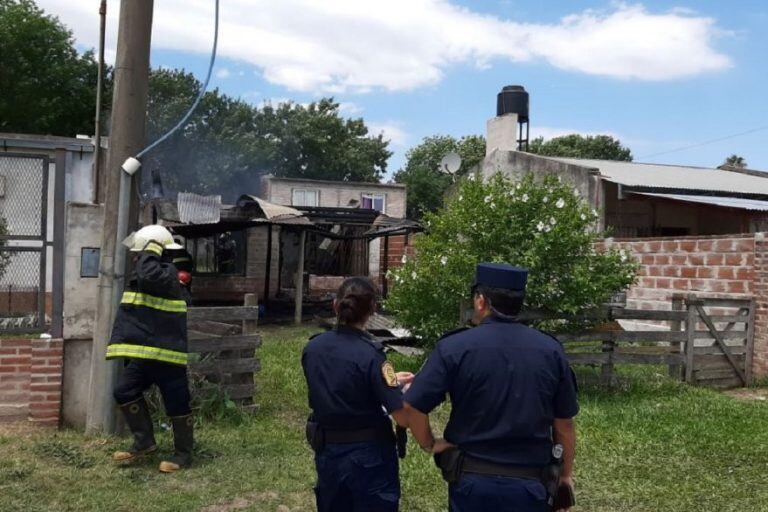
left=496, top=85, right=529, bottom=121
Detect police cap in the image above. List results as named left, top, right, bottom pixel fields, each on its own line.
left=474, top=262, right=528, bottom=291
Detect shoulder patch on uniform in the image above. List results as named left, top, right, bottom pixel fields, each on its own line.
left=437, top=326, right=471, bottom=341
left=381, top=361, right=399, bottom=387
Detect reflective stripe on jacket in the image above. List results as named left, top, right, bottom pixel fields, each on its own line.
left=107, top=251, right=188, bottom=366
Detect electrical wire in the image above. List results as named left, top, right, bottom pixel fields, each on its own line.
left=638, top=125, right=768, bottom=160
left=136, top=0, right=220, bottom=159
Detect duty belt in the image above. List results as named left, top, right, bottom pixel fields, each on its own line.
left=461, top=454, right=543, bottom=480
left=323, top=425, right=395, bottom=444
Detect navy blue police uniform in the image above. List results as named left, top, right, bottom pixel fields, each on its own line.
left=404, top=263, right=579, bottom=512
left=302, top=326, right=405, bottom=512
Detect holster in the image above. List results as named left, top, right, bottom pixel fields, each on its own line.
left=542, top=444, right=575, bottom=511
left=305, top=417, right=324, bottom=453
left=396, top=427, right=407, bottom=459
left=433, top=447, right=464, bottom=484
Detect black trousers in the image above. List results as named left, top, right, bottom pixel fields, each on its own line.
left=113, top=359, right=192, bottom=417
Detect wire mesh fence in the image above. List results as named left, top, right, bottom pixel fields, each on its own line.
left=0, top=155, right=47, bottom=238
left=0, top=249, right=44, bottom=329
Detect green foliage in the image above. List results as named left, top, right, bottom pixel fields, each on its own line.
left=144, top=368, right=249, bottom=426
left=385, top=173, right=638, bottom=345
left=528, top=134, right=633, bottom=161
left=722, top=154, right=747, bottom=169
left=394, top=135, right=486, bottom=219
left=32, top=439, right=95, bottom=469
left=0, top=0, right=103, bottom=136
left=145, top=70, right=390, bottom=199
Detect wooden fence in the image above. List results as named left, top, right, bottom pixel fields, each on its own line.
left=523, top=294, right=755, bottom=389
left=187, top=294, right=261, bottom=410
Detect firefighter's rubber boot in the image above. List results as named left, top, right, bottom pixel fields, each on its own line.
left=159, top=414, right=194, bottom=473
left=113, top=398, right=157, bottom=463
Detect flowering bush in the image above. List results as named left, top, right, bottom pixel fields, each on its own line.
left=385, top=173, right=638, bottom=346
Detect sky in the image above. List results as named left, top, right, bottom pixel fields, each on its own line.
left=37, top=0, right=768, bottom=179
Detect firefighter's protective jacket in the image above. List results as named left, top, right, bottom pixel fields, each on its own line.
left=106, top=241, right=188, bottom=366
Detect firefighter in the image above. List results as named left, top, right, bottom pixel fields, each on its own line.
left=164, top=239, right=194, bottom=304
left=107, top=224, right=194, bottom=473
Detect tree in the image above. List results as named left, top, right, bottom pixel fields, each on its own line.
left=528, top=134, right=632, bottom=161
left=143, top=70, right=391, bottom=199
left=0, top=0, right=102, bottom=136
left=394, top=135, right=486, bottom=219
left=385, top=173, right=638, bottom=346
left=722, top=155, right=747, bottom=169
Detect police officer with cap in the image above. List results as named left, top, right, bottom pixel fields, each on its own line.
left=404, top=263, right=578, bottom=511
left=302, top=277, right=413, bottom=511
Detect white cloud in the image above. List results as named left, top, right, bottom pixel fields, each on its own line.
left=215, top=67, right=231, bottom=79
left=40, top=1, right=731, bottom=93
left=367, top=122, right=409, bottom=148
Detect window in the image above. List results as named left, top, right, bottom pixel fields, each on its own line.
left=361, top=193, right=386, bottom=213
left=186, top=230, right=246, bottom=275
left=292, top=189, right=319, bottom=207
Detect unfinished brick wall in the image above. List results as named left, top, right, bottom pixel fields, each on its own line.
left=751, top=234, right=768, bottom=377
left=379, top=234, right=416, bottom=273
left=0, top=338, right=63, bottom=426
left=597, top=235, right=755, bottom=311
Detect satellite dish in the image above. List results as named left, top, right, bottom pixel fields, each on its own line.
left=439, top=152, right=462, bottom=174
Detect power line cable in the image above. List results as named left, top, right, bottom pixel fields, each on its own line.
left=136, top=0, right=219, bottom=159
left=638, top=124, right=768, bottom=160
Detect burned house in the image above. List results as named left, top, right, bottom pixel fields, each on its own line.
left=154, top=181, right=416, bottom=311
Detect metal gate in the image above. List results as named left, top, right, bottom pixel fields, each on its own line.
left=0, top=154, right=49, bottom=332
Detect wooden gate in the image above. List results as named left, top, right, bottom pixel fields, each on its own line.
left=187, top=294, right=261, bottom=409
left=680, top=295, right=755, bottom=389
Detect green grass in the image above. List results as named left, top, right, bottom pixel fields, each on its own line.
left=2, top=325, right=768, bottom=511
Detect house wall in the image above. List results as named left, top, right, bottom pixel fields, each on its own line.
left=603, top=182, right=762, bottom=237
left=262, top=177, right=407, bottom=218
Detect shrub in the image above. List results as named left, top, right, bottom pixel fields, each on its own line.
left=385, top=173, right=637, bottom=346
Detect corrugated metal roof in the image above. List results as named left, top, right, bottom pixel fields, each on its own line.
left=634, top=192, right=768, bottom=211
left=550, top=158, right=768, bottom=196
left=177, top=192, right=222, bottom=224
left=237, top=195, right=312, bottom=225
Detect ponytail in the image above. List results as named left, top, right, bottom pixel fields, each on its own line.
left=336, top=277, right=377, bottom=326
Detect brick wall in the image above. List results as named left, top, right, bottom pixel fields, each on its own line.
left=596, top=233, right=768, bottom=378
left=597, top=235, right=755, bottom=311
left=0, top=338, right=63, bottom=426
left=379, top=235, right=416, bottom=273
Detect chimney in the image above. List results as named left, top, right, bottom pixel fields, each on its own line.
left=486, top=85, right=529, bottom=156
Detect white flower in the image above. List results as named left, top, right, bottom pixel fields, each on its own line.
left=458, top=195, right=463, bottom=201
left=555, top=198, right=565, bottom=209
left=619, top=250, right=628, bottom=262
left=543, top=196, right=549, bottom=203
left=440, top=256, right=448, bottom=266
left=544, top=224, right=552, bottom=233
left=411, top=271, right=417, bottom=280
left=521, top=194, right=529, bottom=203
left=466, top=174, right=475, bottom=181
left=549, top=217, right=556, bottom=225
left=536, top=221, right=545, bottom=232
left=484, top=195, right=492, bottom=203
left=580, top=213, right=587, bottom=221
left=401, top=254, right=408, bottom=264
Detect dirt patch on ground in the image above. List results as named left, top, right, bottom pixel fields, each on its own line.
left=199, top=492, right=280, bottom=512
left=724, top=388, right=768, bottom=402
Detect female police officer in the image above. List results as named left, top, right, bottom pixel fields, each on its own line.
left=302, top=277, right=412, bottom=512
